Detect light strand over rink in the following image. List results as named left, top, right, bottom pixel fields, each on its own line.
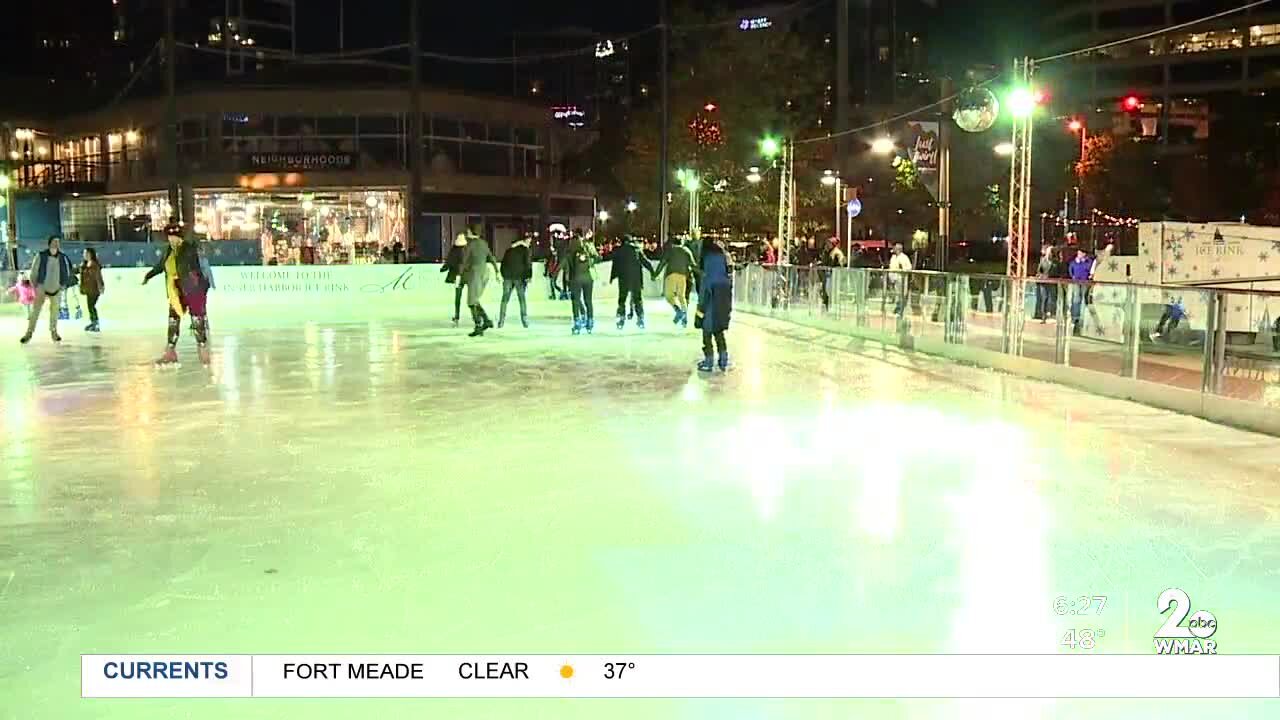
left=81, top=654, right=1280, bottom=699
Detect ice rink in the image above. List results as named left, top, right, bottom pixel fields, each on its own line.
left=1, top=294, right=1278, bottom=719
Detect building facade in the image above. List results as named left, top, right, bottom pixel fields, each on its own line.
left=5, top=86, right=595, bottom=266
left=1043, top=0, right=1280, bottom=143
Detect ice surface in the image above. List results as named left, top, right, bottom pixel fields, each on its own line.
left=1, top=296, right=1278, bottom=719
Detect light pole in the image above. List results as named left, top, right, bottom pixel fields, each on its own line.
left=677, top=169, right=700, bottom=240
left=0, top=172, right=13, bottom=270
left=1068, top=118, right=1086, bottom=221
left=822, top=169, right=841, bottom=248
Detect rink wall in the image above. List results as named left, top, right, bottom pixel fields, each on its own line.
left=0, top=262, right=663, bottom=327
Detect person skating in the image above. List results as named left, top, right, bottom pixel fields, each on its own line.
left=440, top=232, right=468, bottom=326
left=695, top=237, right=734, bottom=372
left=553, top=229, right=574, bottom=300
left=609, top=235, right=654, bottom=330
left=459, top=224, right=500, bottom=337
left=7, top=274, right=35, bottom=323
left=142, top=225, right=215, bottom=365
left=563, top=232, right=599, bottom=334
left=79, top=248, right=105, bottom=332
left=652, top=237, right=697, bottom=327
left=1068, top=248, right=1093, bottom=336
left=20, top=236, right=75, bottom=344
left=498, top=233, right=533, bottom=329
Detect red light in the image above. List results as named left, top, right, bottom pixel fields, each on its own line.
left=1068, top=119, right=1083, bottom=132
left=1123, top=95, right=1141, bottom=111
left=704, top=102, right=718, bottom=112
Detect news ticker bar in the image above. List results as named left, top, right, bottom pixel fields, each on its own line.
left=82, top=655, right=1280, bottom=699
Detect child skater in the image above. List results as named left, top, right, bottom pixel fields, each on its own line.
left=143, top=224, right=214, bottom=365
left=7, top=274, right=35, bottom=322
left=694, top=237, right=734, bottom=372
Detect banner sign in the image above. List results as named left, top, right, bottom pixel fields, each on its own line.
left=241, top=153, right=356, bottom=172
left=906, top=121, right=940, bottom=200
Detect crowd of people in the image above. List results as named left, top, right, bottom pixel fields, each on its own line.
left=1033, top=241, right=1114, bottom=336
left=438, top=224, right=734, bottom=371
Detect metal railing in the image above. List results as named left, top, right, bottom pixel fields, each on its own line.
left=735, top=264, right=1280, bottom=408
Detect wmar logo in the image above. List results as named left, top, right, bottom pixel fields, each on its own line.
left=361, top=268, right=418, bottom=294
left=1154, top=588, right=1218, bottom=655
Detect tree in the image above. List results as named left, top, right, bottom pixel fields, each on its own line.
left=615, top=2, right=830, bottom=237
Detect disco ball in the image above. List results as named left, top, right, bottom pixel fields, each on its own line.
left=952, top=87, right=999, bottom=133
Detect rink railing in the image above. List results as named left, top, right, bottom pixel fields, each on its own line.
left=733, top=264, right=1280, bottom=434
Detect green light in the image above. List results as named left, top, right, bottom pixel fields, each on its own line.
left=759, top=136, right=781, bottom=158
left=1007, top=87, right=1037, bottom=119
left=680, top=172, right=700, bottom=192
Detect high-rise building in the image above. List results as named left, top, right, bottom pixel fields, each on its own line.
left=1042, top=0, right=1280, bottom=144
left=514, top=28, right=638, bottom=129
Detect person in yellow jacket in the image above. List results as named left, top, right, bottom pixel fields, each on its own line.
left=143, top=224, right=215, bottom=365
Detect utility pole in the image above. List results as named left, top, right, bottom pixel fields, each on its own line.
left=339, top=0, right=345, bottom=54
left=836, top=0, right=849, bottom=162
left=408, top=0, right=423, bottom=258
left=935, top=76, right=952, bottom=271
left=164, top=0, right=180, bottom=226
left=659, top=0, right=670, bottom=247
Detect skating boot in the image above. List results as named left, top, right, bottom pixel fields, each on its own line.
left=468, top=325, right=486, bottom=337
left=197, top=344, right=211, bottom=365
left=451, top=316, right=460, bottom=328
left=585, top=319, right=594, bottom=334
left=673, top=309, right=681, bottom=325
left=497, top=316, right=506, bottom=329
left=85, top=322, right=96, bottom=332
left=696, top=354, right=715, bottom=372
left=155, top=347, right=180, bottom=367
left=717, top=352, right=730, bottom=372
left=680, top=310, right=688, bottom=328
left=636, top=315, right=645, bottom=330
left=521, top=315, right=529, bottom=329
left=58, top=305, right=69, bottom=321
left=572, top=318, right=583, bottom=335
left=75, top=305, right=83, bottom=320
left=51, top=332, right=62, bottom=343
left=19, top=335, right=31, bottom=345
left=616, top=313, right=626, bottom=330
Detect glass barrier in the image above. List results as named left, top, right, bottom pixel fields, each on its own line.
left=733, top=264, right=1280, bottom=414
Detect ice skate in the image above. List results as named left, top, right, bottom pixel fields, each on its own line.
left=19, top=335, right=31, bottom=345
left=451, top=316, right=460, bottom=328
left=155, top=347, right=180, bottom=367
left=51, top=333, right=62, bottom=343
left=497, top=317, right=505, bottom=329
left=636, top=316, right=645, bottom=330
left=673, top=310, right=681, bottom=325
left=585, top=319, right=594, bottom=334
left=717, top=352, right=730, bottom=372
left=572, top=319, right=583, bottom=335
left=197, top=344, right=211, bottom=365
left=468, top=325, right=486, bottom=338
left=616, top=314, right=626, bottom=330
left=697, top=354, right=715, bottom=372
left=521, top=316, right=529, bottom=329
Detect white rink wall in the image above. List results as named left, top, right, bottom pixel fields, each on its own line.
left=2, top=262, right=667, bottom=329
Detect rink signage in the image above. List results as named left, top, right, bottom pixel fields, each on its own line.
left=241, top=153, right=356, bottom=172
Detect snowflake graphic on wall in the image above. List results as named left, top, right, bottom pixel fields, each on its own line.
left=1146, top=261, right=1158, bottom=273
left=1211, top=267, right=1221, bottom=278
left=213, top=247, right=224, bottom=257
left=1261, top=252, right=1271, bottom=263
left=1168, top=266, right=1179, bottom=277
left=1173, top=252, right=1184, bottom=262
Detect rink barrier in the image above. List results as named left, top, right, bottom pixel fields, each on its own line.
left=0, top=261, right=663, bottom=324
left=735, top=265, right=1280, bottom=437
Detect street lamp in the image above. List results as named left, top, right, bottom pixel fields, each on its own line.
left=678, top=169, right=701, bottom=239
left=994, top=142, right=1015, bottom=156
left=746, top=166, right=762, bottom=184
left=870, top=137, right=895, bottom=155
left=625, top=200, right=637, bottom=213
left=759, top=136, right=781, bottom=159
left=597, top=209, right=610, bottom=223
left=822, top=170, right=842, bottom=248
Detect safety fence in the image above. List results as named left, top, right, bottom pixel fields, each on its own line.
left=734, top=264, right=1280, bottom=433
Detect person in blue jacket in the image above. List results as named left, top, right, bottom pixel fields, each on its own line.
left=1068, top=248, right=1094, bottom=336
left=20, top=236, right=75, bottom=344
left=694, top=237, right=733, bottom=372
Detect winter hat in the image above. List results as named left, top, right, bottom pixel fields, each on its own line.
left=453, top=233, right=469, bottom=247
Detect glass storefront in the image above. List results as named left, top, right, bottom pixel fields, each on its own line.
left=192, top=189, right=405, bottom=265
left=70, top=187, right=406, bottom=265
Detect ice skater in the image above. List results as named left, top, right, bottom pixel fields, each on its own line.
left=460, top=224, right=500, bottom=338
left=695, top=237, right=733, bottom=372
left=79, top=248, right=104, bottom=332
left=20, top=236, right=75, bottom=345
left=609, top=235, right=653, bottom=330
left=563, top=232, right=599, bottom=335
left=1151, top=296, right=1187, bottom=341
left=7, top=273, right=35, bottom=322
left=498, top=233, right=532, bottom=329
left=440, top=232, right=468, bottom=326
left=142, top=224, right=215, bottom=365
left=652, top=237, right=696, bottom=328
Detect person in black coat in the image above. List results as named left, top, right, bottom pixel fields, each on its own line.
left=440, top=233, right=468, bottom=326
left=498, top=236, right=533, bottom=328
left=609, top=236, right=654, bottom=330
